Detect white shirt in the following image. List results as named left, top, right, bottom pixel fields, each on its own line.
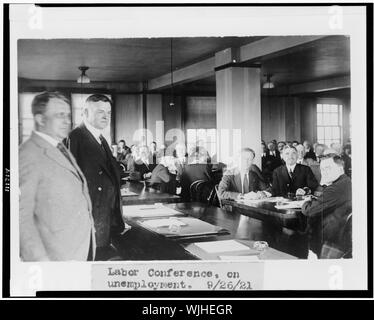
left=297, top=158, right=304, bottom=164
left=34, top=131, right=59, bottom=147
left=240, top=171, right=248, bottom=193
left=286, top=163, right=297, bottom=174
left=84, top=119, right=103, bottom=145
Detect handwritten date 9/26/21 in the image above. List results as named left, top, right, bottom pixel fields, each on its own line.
left=207, top=279, right=252, bottom=290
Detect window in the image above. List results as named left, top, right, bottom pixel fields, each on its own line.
left=186, top=128, right=216, bottom=159
left=316, top=103, right=343, bottom=147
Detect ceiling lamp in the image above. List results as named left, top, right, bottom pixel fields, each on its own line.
left=263, top=74, right=274, bottom=89
left=77, top=66, right=90, bottom=84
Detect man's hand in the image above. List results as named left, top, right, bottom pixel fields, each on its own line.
left=295, top=188, right=306, bottom=196
left=244, top=191, right=261, bottom=200
left=143, top=172, right=152, bottom=179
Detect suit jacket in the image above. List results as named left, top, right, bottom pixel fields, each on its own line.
left=262, top=150, right=283, bottom=183
left=65, top=123, right=124, bottom=247
left=302, top=174, right=352, bottom=256
left=218, top=169, right=271, bottom=200
left=19, top=132, right=95, bottom=261
left=130, top=160, right=156, bottom=180
left=304, top=149, right=317, bottom=161
left=149, top=164, right=176, bottom=194
left=271, top=164, right=319, bottom=197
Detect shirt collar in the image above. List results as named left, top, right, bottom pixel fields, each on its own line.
left=287, top=163, right=297, bottom=172
left=84, top=119, right=102, bottom=142
left=34, top=131, right=60, bottom=148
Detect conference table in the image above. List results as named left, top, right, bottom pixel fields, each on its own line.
left=109, top=202, right=308, bottom=261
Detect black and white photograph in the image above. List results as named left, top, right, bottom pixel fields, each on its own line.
left=3, top=2, right=371, bottom=298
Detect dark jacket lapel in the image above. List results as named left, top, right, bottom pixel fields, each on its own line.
left=233, top=173, right=242, bottom=193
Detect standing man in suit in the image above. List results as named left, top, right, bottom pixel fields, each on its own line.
left=218, top=148, right=271, bottom=200
left=262, top=141, right=283, bottom=183
left=302, top=154, right=352, bottom=258
left=271, top=146, right=319, bottom=197
left=65, top=94, right=125, bottom=260
left=19, top=92, right=95, bottom=261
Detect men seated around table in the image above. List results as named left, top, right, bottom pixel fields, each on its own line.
left=129, top=145, right=156, bottom=181
left=303, top=140, right=317, bottom=161
left=262, top=140, right=283, bottom=184
left=341, top=143, right=352, bottom=178
left=116, top=139, right=131, bottom=170
left=148, top=156, right=178, bottom=194
left=218, top=148, right=271, bottom=201
left=271, top=146, right=319, bottom=197
left=302, top=154, right=352, bottom=258
left=180, top=150, right=212, bottom=201
left=19, top=92, right=95, bottom=261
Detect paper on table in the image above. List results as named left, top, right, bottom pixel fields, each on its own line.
left=141, top=218, right=187, bottom=228
left=120, top=189, right=138, bottom=196
left=194, top=240, right=251, bottom=253
left=219, top=255, right=260, bottom=261
left=123, top=204, right=183, bottom=218
left=236, top=197, right=287, bottom=204
left=274, top=200, right=306, bottom=209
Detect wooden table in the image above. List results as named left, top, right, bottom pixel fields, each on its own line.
left=111, top=202, right=307, bottom=261
left=121, top=180, right=181, bottom=205
left=220, top=199, right=307, bottom=231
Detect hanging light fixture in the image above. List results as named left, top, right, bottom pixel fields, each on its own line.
left=77, top=66, right=90, bottom=84
left=263, top=73, right=274, bottom=89
left=169, top=38, right=174, bottom=107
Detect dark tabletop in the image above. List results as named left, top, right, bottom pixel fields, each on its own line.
left=121, top=180, right=182, bottom=205
left=109, top=202, right=308, bottom=261
left=220, top=199, right=307, bottom=231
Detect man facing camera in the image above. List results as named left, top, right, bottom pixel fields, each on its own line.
left=218, top=148, right=271, bottom=201
left=19, top=92, right=95, bottom=261
left=301, top=154, right=352, bottom=258
left=271, top=146, right=319, bottom=197
left=65, top=94, right=125, bottom=260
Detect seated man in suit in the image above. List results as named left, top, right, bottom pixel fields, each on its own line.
left=271, top=146, right=319, bottom=197
left=180, top=150, right=212, bottom=201
left=296, top=144, right=308, bottom=165
left=302, top=154, right=352, bottom=258
left=19, top=92, right=95, bottom=261
left=341, top=143, right=352, bottom=178
left=218, top=148, right=271, bottom=201
left=149, top=156, right=177, bottom=194
left=129, top=145, right=156, bottom=180
left=314, top=143, right=326, bottom=163
left=303, top=140, right=317, bottom=161
left=262, top=141, right=283, bottom=184
left=116, top=139, right=131, bottom=170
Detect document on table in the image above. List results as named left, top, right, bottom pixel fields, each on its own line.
left=194, top=240, right=252, bottom=254
left=123, top=204, right=184, bottom=218
left=274, top=200, right=306, bottom=209
left=219, top=255, right=260, bottom=261
left=120, top=188, right=138, bottom=196
left=236, top=197, right=287, bottom=205
left=141, top=218, right=187, bottom=228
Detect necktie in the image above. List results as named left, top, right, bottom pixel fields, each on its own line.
left=289, top=169, right=294, bottom=180
left=243, top=174, right=249, bottom=194
left=99, top=135, right=112, bottom=158
left=57, top=143, right=83, bottom=182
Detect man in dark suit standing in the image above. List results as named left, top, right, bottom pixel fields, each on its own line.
left=65, top=94, right=125, bottom=260
left=302, top=154, right=352, bottom=258
left=271, top=146, right=319, bottom=197
left=262, top=141, right=283, bottom=183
